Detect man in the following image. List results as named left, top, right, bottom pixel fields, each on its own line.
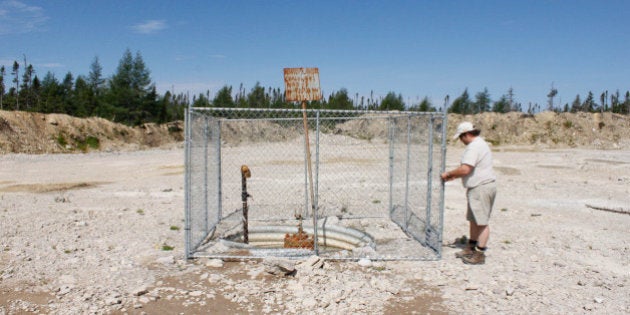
left=441, top=122, right=497, bottom=265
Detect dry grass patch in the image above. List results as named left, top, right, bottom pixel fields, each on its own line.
left=584, top=158, right=630, bottom=165
left=0, top=182, right=107, bottom=193
left=159, top=165, right=184, bottom=176
left=494, top=166, right=521, bottom=175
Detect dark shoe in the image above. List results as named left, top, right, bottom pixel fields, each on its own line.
left=462, top=251, right=485, bottom=265
left=455, top=245, right=474, bottom=258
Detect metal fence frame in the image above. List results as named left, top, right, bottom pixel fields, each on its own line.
left=185, top=106, right=448, bottom=260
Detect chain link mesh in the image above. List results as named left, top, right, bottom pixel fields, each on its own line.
left=185, top=107, right=446, bottom=260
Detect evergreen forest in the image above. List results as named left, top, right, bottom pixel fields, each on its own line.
left=1, top=49, right=628, bottom=126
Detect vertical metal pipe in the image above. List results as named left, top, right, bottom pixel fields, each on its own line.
left=302, top=110, right=309, bottom=220
left=203, top=116, right=209, bottom=236
left=437, top=96, right=450, bottom=258
left=388, top=116, right=395, bottom=219
left=216, top=119, right=223, bottom=223
left=303, top=104, right=316, bottom=223
left=313, top=110, right=320, bottom=255
left=426, top=115, right=435, bottom=243
left=404, top=114, right=412, bottom=230
left=184, top=105, right=192, bottom=259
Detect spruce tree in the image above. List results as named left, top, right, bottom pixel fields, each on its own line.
left=213, top=86, right=235, bottom=108
left=0, top=66, right=5, bottom=110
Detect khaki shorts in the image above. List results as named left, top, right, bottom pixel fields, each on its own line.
left=466, top=181, right=497, bottom=225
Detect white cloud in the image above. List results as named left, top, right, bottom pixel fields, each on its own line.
left=38, top=62, right=63, bottom=68
left=0, top=0, right=48, bottom=35
left=174, top=54, right=194, bottom=62
left=131, top=19, right=167, bottom=34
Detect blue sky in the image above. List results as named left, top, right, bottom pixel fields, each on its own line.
left=1, top=0, right=628, bottom=109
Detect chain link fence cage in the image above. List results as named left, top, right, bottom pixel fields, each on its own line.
left=185, top=107, right=447, bottom=260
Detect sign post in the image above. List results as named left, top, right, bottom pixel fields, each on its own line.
left=283, top=68, right=322, bottom=250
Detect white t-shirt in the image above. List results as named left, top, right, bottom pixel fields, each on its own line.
left=461, top=137, right=496, bottom=188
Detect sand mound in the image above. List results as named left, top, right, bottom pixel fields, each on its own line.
left=1, top=110, right=629, bottom=154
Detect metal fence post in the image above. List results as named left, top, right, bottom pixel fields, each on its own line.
left=203, top=116, right=209, bottom=236
left=425, top=115, right=435, bottom=247
left=184, top=105, right=192, bottom=259
left=437, top=96, right=450, bottom=258
left=216, top=119, right=223, bottom=223
left=388, top=115, right=395, bottom=219
left=313, top=110, right=321, bottom=255
left=404, top=114, right=412, bottom=230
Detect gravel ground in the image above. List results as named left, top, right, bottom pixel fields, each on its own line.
left=0, top=144, right=628, bottom=314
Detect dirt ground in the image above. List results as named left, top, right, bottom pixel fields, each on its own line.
left=0, top=110, right=629, bottom=314
left=0, top=144, right=628, bottom=314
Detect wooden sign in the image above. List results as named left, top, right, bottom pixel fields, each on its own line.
left=283, top=67, right=322, bottom=102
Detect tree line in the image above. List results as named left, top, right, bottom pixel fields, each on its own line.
left=449, top=86, right=630, bottom=115
left=1, top=50, right=628, bottom=126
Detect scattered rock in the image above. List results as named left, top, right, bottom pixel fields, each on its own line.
left=188, top=290, right=204, bottom=297
left=205, top=258, right=224, bottom=268
left=133, top=286, right=149, bottom=296
left=2, top=118, right=629, bottom=314
left=57, top=285, right=73, bottom=296
left=54, top=196, right=69, bottom=203
left=357, top=258, right=372, bottom=267
left=506, top=287, right=515, bottom=296
left=263, top=258, right=296, bottom=276
left=156, top=255, right=175, bottom=265
left=306, top=255, right=324, bottom=267
left=105, top=297, right=122, bottom=305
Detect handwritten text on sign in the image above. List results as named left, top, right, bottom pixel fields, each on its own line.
left=283, top=68, right=322, bottom=102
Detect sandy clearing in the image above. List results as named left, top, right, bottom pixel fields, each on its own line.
left=0, top=145, right=628, bottom=314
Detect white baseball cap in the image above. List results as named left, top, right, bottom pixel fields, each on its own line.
left=453, top=122, right=477, bottom=140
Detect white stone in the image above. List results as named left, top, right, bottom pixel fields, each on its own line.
left=357, top=258, right=372, bottom=267
left=188, top=290, right=204, bottom=297
left=105, top=298, right=121, bottom=305
left=263, top=258, right=296, bottom=275
left=156, top=256, right=174, bottom=265
left=205, top=259, right=224, bottom=268
left=303, top=297, right=318, bottom=308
